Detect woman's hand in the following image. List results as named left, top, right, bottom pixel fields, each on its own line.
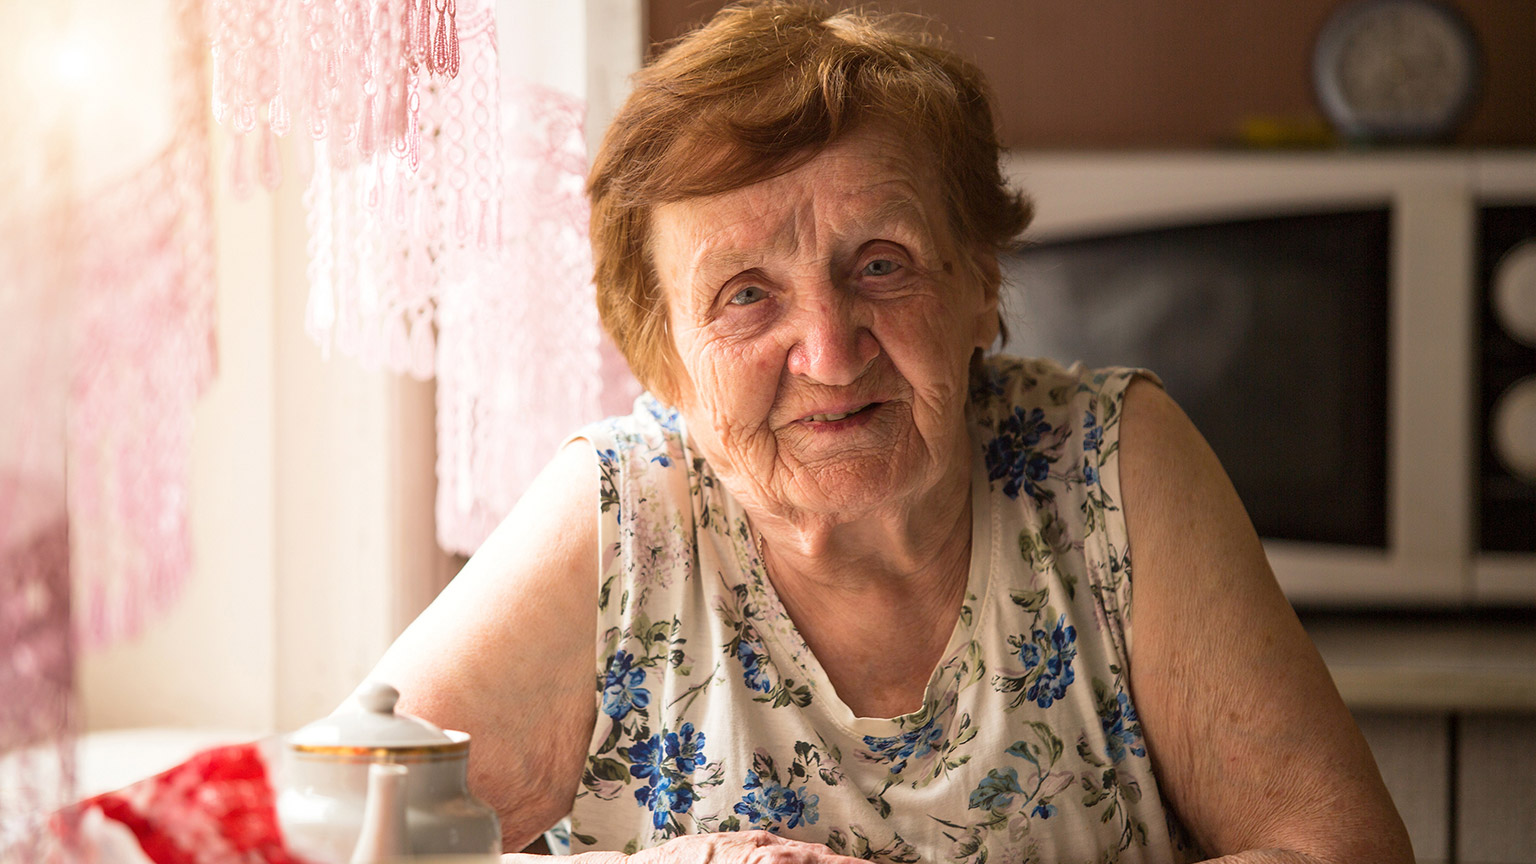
left=503, top=832, right=870, bottom=864
left=632, top=832, right=871, bottom=864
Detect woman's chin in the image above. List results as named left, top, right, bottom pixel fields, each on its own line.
left=774, top=454, right=923, bottom=522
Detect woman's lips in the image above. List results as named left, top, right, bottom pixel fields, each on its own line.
left=797, top=401, right=882, bottom=426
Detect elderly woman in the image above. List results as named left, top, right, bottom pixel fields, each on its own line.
left=366, top=3, right=1411, bottom=862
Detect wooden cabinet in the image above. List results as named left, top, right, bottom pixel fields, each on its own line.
left=1356, top=712, right=1452, bottom=862
left=1457, top=715, right=1536, bottom=863
left=1312, top=614, right=1536, bottom=862
left=1358, top=712, right=1536, bottom=864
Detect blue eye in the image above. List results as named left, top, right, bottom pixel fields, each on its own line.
left=729, top=285, right=768, bottom=306
left=863, top=258, right=900, bottom=277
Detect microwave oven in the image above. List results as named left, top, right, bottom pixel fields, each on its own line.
left=998, top=151, right=1536, bottom=607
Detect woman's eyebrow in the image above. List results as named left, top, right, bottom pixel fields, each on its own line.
left=676, top=185, right=933, bottom=286
left=863, top=190, right=937, bottom=243
left=686, top=248, right=765, bottom=289
left=681, top=215, right=799, bottom=282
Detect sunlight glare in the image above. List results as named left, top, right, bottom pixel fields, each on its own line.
left=50, top=36, right=94, bottom=92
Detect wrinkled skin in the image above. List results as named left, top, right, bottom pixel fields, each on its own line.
left=651, top=124, right=1000, bottom=557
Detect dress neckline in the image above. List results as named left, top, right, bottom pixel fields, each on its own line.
left=734, top=428, right=998, bottom=739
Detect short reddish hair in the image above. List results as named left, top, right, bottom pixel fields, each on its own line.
left=588, top=1, right=1032, bottom=399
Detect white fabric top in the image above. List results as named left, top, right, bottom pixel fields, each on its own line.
left=561, top=355, right=1201, bottom=863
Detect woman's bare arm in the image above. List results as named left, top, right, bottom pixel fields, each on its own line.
left=366, top=443, right=872, bottom=864
left=1118, top=378, right=1413, bottom=863
left=362, top=441, right=601, bottom=852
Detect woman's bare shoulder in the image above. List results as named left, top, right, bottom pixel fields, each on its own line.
left=364, top=440, right=602, bottom=850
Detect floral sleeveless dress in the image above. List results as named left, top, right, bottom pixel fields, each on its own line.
left=561, top=355, right=1202, bottom=863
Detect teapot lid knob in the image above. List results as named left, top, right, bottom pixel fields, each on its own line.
left=287, top=679, right=457, bottom=749
left=356, top=680, right=400, bottom=715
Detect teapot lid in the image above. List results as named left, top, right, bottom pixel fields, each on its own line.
left=288, top=681, right=460, bottom=751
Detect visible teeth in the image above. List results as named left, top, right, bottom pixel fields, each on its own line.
left=808, top=408, right=860, bottom=422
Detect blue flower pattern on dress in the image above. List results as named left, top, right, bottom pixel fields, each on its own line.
left=984, top=407, right=1055, bottom=502
left=645, top=397, right=681, bottom=435
left=666, top=723, right=708, bottom=774
left=736, top=638, right=774, bottom=693
left=627, top=723, right=709, bottom=830
left=626, top=732, right=665, bottom=786
left=862, top=715, right=945, bottom=775
left=1083, top=410, right=1104, bottom=453
left=638, top=775, right=694, bottom=830
left=573, top=358, right=1193, bottom=861
left=601, top=650, right=651, bottom=720
left=1022, top=615, right=1078, bottom=709
left=967, top=767, right=1022, bottom=810
left=1082, top=410, right=1104, bottom=485
left=1100, top=689, right=1146, bottom=762
left=734, top=769, right=821, bottom=831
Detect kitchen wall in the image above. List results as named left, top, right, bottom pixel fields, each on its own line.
left=648, top=0, right=1536, bottom=149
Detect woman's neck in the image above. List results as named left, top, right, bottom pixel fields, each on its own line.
left=724, top=425, right=981, bottom=715
left=752, top=484, right=972, bottom=595
left=748, top=473, right=975, bottom=717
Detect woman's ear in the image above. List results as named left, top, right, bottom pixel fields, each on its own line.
left=969, top=247, right=1002, bottom=351
left=652, top=340, right=689, bottom=409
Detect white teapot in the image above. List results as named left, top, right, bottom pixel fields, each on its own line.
left=275, top=680, right=501, bottom=863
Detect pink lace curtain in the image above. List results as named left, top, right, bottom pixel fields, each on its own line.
left=0, top=141, right=77, bottom=864
left=207, top=0, right=464, bottom=192
left=213, top=0, right=637, bottom=556
left=68, top=1, right=216, bottom=652
left=1, top=0, right=214, bottom=856
left=434, top=76, right=640, bottom=552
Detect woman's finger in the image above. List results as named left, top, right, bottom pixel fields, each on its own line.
left=730, top=831, right=869, bottom=864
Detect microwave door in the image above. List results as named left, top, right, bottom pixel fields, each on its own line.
left=1001, top=209, right=1391, bottom=551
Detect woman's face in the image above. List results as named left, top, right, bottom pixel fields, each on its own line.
left=651, top=124, right=1000, bottom=526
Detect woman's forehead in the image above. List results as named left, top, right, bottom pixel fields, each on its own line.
left=650, top=127, right=946, bottom=271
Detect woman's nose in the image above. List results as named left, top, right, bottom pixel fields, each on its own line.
left=785, top=296, right=879, bottom=386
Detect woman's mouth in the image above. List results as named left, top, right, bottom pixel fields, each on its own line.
left=800, top=402, right=881, bottom=425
